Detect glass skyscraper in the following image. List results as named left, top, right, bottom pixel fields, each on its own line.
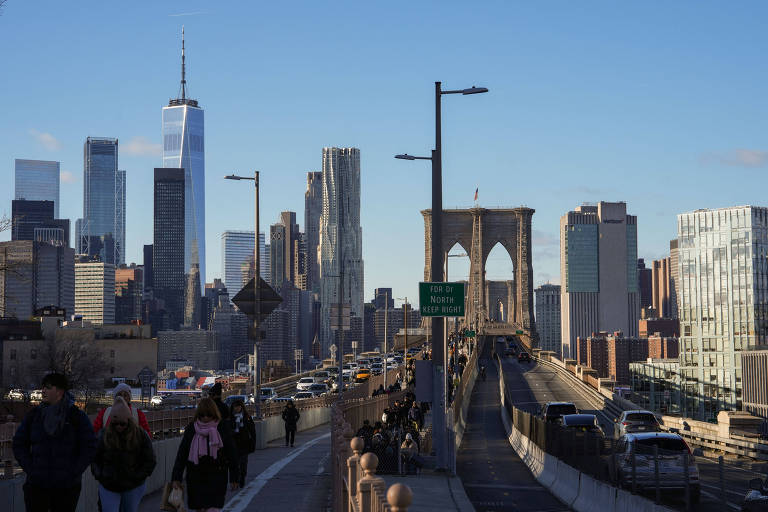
left=81, top=137, right=123, bottom=264
left=15, top=159, right=60, bottom=218
left=677, top=206, right=768, bottom=420
left=162, top=28, right=205, bottom=292
left=220, top=230, right=266, bottom=298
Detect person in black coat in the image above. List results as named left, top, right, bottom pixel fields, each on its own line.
left=172, top=398, right=238, bottom=510
left=208, top=382, right=230, bottom=421
left=13, top=372, right=97, bottom=512
left=281, top=401, right=300, bottom=447
left=229, top=400, right=256, bottom=487
left=91, top=397, right=156, bottom=512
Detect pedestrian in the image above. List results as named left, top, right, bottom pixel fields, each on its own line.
left=229, top=399, right=256, bottom=488
left=281, top=400, right=300, bottom=447
left=12, top=372, right=97, bottom=512
left=172, top=398, right=238, bottom=511
left=408, top=402, right=423, bottom=430
left=208, top=382, right=230, bottom=421
left=93, top=383, right=151, bottom=437
left=91, top=397, right=156, bottom=512
left=400, top=433, right=418, bottom=474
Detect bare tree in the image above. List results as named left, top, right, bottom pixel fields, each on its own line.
left=39, top=337, right=110, bottom=410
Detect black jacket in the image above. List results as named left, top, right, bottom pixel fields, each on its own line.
left=91, top=429, right=156, bottom=492
left=12, top=403, right=97, bottom=489
left=229, top=412, right=256, bottom=454
left=281, top=406, right=300, bottom=429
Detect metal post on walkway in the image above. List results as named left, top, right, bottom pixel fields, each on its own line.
left=684, top=452, right=691, bottom=512
left=654, top=444, right=660, bottom=504
left=631, top=444, right=637, bottom=494
left=719, top=455, right=725, bottom=504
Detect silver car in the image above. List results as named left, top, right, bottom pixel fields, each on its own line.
left=612, top=432, right=699, bottom=503
left=614, top=410, right=661, bottom=437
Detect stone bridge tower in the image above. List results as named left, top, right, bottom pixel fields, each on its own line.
left=421, top=207, right=535, bottom=331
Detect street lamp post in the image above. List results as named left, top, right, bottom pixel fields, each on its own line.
left=396, top=297, right=410, bottom=385
left=395, top=81, right=487, bottom=472
left=225, top=171, right=262, bottom=418
left=233, top=354, right=248, bottom=376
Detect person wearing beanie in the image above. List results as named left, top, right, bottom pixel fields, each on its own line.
left=93, top=383, right=151, bottom=437
left=400, top=432, right=418, bottom=474
left=91, top=397, right=156, bottom=512
left=208, top=381, right=230, bottom=421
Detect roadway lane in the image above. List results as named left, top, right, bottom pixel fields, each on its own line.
left=456, top=347, right=569, bottom=511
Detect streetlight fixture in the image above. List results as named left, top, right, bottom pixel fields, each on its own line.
left=224, top=171, right=262, bottom=418
left=395, top=80, right=488, bottom=472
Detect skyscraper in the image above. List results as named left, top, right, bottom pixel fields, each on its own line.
left=651, top=257, right=675, bottom=318
left=75, top=260, right=115, bottom=325
left=319, top=147, right=364, bottom=355
left=115, top=264, right=143, bottom=324
left=14, top=159, right=60, bottom=218
left=153, top=168, right=186, bottom=330
left=535, top=284, right=561, bottom=355
left=11, top=199, right=70, bottom=248
left=221, top=231, right=266, bottom=298
left=637, top=258, right=652, bottom=310
left=162, top=27, right=205, bottom=291
left=560, top=202, right=639, bottom=359
left=269, top=223, right=287, bottom=288
left=305, top=172, right=322, bottom=292
left=81, top=137, right=122, bottom=263
left=677, top=206, right=768, bottom=419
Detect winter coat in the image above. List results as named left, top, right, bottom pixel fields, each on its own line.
left=229, top=412, right=256, bottom=455
left=12, top=403, right=97, bottom=489
left=171, top=421, right=238, bottom=510
left=91, top=429, right=156, bottom=492
left=281, top=406, right=300, bottom=430
left=93, top=404, right=151, bottom=437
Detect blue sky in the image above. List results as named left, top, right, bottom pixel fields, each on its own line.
left=1, top=1, right=767, bottom=304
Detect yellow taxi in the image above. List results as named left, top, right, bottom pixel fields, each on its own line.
left=355, top=368, right=371, bottom=382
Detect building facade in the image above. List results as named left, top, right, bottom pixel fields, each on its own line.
left=75, top=261, right=115, bottom=325
left=652, top=257, right=676, bottom=319
left=14, top=159, right=60, bottom=218
left=677, top=206, right=768, bottom=420
left=81, top=137, right=123, bottom=264
left=158, top=330, right=218, bottom=370
left=638, top=259, right=653, bottom=309
left=630, top=359, right=682, bottom=415
left=153, top=168, right=186, bottom=330
left=742, top=350, right=768, bottom=423
left=648, top=335, right=679, bottom=359
left=305, top=171, right=323, bottom=293
left=221, top=231, right=266, bottom=299
left=11, top=200, right=69, bottom=246
left=162, top=29, right=206, bottom=291
left=560, top=202, right=640, bottom=359
left=319, top=147, right=364, bottom=356
left=535, top=284, right=561, bottom=355
left=115, top=264, right=144, bottom=324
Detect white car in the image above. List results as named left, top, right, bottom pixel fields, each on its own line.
left=308, top=383, right=329, bottom=396
left=29, top=389, right=43, bottom=401
left=150, top=395, right=164, bottom=407
left=296, top=377, right=315, bottom=391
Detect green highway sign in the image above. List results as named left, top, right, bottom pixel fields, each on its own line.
left=516, top=330, right=524, bottom=335
left=419, top=282, right=465, bottom=317
left=465, top=330, right=476, bottom=338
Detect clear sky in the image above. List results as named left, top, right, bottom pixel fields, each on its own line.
left=1, top=1, right=767, bottom=305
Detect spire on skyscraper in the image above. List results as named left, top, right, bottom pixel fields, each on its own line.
left=170, top=26, right=198, bottom=107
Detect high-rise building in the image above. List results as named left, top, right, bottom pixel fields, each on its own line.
left=669, top=239, right=680, bottom=318
left=373, top=305, right=422, bottom=353
left=560, top=202, right=639, bottom=359
left=677, top=206, right=768, bottom=419
left=158, top=330, right=218, bottom=370
left=210, top=289, right=249, bottom=370
left=14, top=159, right=60, bottom=218
left=742, top=350, right=768, bottom=423
left=11, top=200, right=69, bottom=247
left=373, top=288, right=394, bottom=310
left=535, top=284, right=561, bottom=355
left=221, top=231, right=266, bottom=298
left=0, top=241, right=75, bottom=319
left=143, top=245, right=154, bottom=297
left=319, top=147, right=364, bottom=355
left=115, top=264, right=143, bottom=324
left=162, top=28, right=205, bottom=291
left=75, top=260, right=115, bottom=325
left=305, top=172, right=323, bottom=292
left=651, top=257, right=675, bottom=319
left=637, top=259, right=653, bottom=309
left=153, top=168, right=186, bottom=330
left=81, top=137, right=122, bottom=264
left=269, top=223, right=287, bottom=288
left=294, top=234, right=308, bottom=290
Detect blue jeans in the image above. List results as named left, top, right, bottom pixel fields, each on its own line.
left=98, top=481, right=146, bottom=512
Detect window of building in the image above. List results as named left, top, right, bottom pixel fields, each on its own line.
left=10, top=349, right=16, bottom=361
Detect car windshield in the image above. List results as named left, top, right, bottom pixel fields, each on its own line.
left=564, top=416, right=596, bottom=426
left=300, top=378, right=314, bottom=383
left=548, top=404, right=577, bottom=416
left=626, top=413, right=657, bottom=423
left=636, top=437, right=688, bottom=453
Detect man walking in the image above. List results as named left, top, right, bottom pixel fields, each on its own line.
left=281, top=400, right=300, bottom=447
left=13, top=372, right=97, bottom=512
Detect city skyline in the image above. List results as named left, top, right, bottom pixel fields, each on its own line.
left=2, top=2, right=768, bottom=303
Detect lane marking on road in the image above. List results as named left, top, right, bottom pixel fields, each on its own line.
left=699, top=489, right=740, bottom=510
left=222, top=431, right=331, bottom=512
left=463, top=483, right=551, bottom=491
left=699, top=482, right=747, bottom=499
left=316, top=452, right=330, bottom=475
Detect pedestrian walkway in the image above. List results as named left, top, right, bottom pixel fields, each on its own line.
left=456, top=349, right=569, bottom=512
left=139, top=423, right=332, bottom=512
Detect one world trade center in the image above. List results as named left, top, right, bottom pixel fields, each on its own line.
left=162, top=27, right=205, bottom=311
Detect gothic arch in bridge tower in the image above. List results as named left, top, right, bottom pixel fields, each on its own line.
left=421, top=207, right=535, bottom=332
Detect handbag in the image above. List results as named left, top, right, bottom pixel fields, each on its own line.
left=160, top=483, right=175, bottom=511
left=160, top=482, right=187, bottom=512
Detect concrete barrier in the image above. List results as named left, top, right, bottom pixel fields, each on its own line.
left=537, top=454, right=558, bottom=489
left=573, top=473, right=616, bottom=511
left=548, top=459, right=580, bottom=507
left=254, top=406, right=331, bottom=448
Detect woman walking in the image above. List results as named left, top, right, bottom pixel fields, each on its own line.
left=172, top=398, right=238, bottom=512
left=281, top=400, right=300, bottom=447
left=229, top=399, right=256, bottom=487
left=91, top=397, right=156, bottom=512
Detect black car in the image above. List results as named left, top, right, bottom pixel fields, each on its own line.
left=540, top=401, right=578, bottom=423
left=517, top=352, right=531, bottom=363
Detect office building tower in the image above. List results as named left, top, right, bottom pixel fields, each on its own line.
left=648, top=335, right=679, bottom=359
left=305, top=171, right=322, bottom=292
left=75, top=260, right=115, bottom=325
left=651, top=257, right=675, bottom=318
left=637, top=259, right=652, bottom=309
left=153, top=168, right=186, bottom=330
left=373, top=288, right=394, bottom=310
left=143, top=245, right=154, bottom=297
left=81, top=137, right=122, bottom=264
left=162, top=28, right=205, bottom=291
left=560, top=202, right=639, bottom=359
left=14, top=159, right=60, bottom=218
left=638, top=317, right=679, bottom=338
left=535, top=284, right=561, bottom=355
left=202, top=279, right=228, bottom=329
left=115, top=264, right=143, bottom=324
left=319, top=147, right=364, bottom=355
left=184, top=263, right=201, bottom=328
left=269, top=223, right=287, bottom=288
left=669, top=238, right=680, bottom=317
left=221, top=231, right=266, bottom=298
left=294, top=234, right=308, bottom=290
left=210, top=290, right=249, bottom=370
left=742, top=350, right=768, bottom=423
left=10, top=200, right=69, bottom=248
left=158, top=330, right=218, bottom=370
left=0, top=241, right=75, bottom=319
left=677, top=206, right=768, bottom=419
left=373, top=305, right=422, bottom=353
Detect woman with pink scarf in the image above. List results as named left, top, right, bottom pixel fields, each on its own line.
left=172, top=398, right=238, bottom=511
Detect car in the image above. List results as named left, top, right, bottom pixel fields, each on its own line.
left=224, top=394, right=248, bottom=408
left=293, top=391, right=315, bottom=400
left=325, top=366, right=339, bottom=376
left=370, top=363, right=384, bottom=375
left=308, top=383, right=329, bottom=396
left=355, top=369, right=371, bottom=382
left=296, top=377, right=315, bottom=391
left=540, top=402, right=579, bottom=423
left=518, top=352, right=531, bottom=363
left=29, top=389, right=43, bottom=401
left=611, top=433, right=699, bottom=503
left=272, top=397, right=293, bottom=403
left=313, top=371, right=331, bottom=384
left=503, top=346, right=516, bottom=357
left=614, top=410, right=662, bottom=437
left=260, top=387, right=278, bottom=402
left=743, top=477, right=768, bottom=512
left=150, top=395, right=164, bottom=407
left=5, top=389, right=28, bottom=401
left=559, top=414, right=604, bottom=436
